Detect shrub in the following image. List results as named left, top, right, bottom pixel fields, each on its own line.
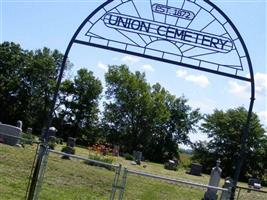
left=86, top=153, right=114, bottom=170
left=57, top=138, right=64, bottom=145
left=61, top=146, right=75, bottom=159
left=48, top=136, right=58, bottom=150
left=21, top=133, right=36, bottom=145
left=88, top=154, right=113, bottom=164
left=61, top=146, right=75, bottom=154
left=123, top=153, right=134, bottom=161
left=88, top=143, right=112, bottom=155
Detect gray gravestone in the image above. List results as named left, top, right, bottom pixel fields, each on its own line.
left=27, top=127, right=33, bottom=134
left=133, top=151, right=142, bottom=165
left=220, top=177, right=233, bottom=200
left=0, top=123, right=22, bottom=146
left=67, top=137, right=76, bottom=148
left=62, top=137, right=76, bottom=159
left=189, top=163, right=203, bottom=176
left=42, top=127, right=57, bottom=141
left=204, top=159, right=222, bottom=200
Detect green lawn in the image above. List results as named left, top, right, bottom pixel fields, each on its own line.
left=1, top=143, right=266, bottom=200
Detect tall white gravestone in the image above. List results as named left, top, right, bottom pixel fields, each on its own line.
left=204, top=159, right=222, bottom=200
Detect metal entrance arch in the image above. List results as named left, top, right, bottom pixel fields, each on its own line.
left=27, top=1, right=255, bottom=200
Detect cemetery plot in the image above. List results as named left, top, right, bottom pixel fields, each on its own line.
left=122, top=170, right=225, bottom=200
left=0, top=143, right=39, bottom=200
left=235, top=186, right=267, bottom=200
left=1, top=142, right=266, bottom=200
left=38, top=151, right=118, bottom=200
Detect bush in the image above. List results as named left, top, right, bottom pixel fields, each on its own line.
left=48, top=136, right=58, bottom=150
left=57, top=138, right=64, bottom=145
left=21, top=133, right=36, bottom=145
left=86, top=153, right=114, bottom=170
left=123, top=153, right=134, bottom=161
left=61, top=146, right=75, bottom=159
left=61, top=146, right=75, bottom=155
left=180, top=153, right=192, bottom=169
left=88, top=154, right=113, bottom=164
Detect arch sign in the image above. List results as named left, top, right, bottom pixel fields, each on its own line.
left=70, top=0, right=254, bottom=82
left=29, top=0, right=255, bottom=199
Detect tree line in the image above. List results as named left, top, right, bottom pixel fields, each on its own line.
left=0, top=42, right=266, bottom=182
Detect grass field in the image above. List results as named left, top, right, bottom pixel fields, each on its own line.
left=0, top=143, right=266, bottom=200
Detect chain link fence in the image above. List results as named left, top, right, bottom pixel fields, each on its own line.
left=119, top=169, right=227, bottom=200
left=37, top=150, right=121, bottom=200
left=235, top=186, right=267, bottom=200
left=0, top=132, right=40, bottom=200
left=1, top=133, right=266, bottom=200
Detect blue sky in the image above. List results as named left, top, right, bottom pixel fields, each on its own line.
left=1, top=0, right=266, bottom=142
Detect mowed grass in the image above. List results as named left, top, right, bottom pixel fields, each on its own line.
left=1, top=143, right=267, bottom=200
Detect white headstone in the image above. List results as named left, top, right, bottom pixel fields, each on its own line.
left=204, top=159, right=222, bottom=200
left=16, top=120, right=23, bottom=129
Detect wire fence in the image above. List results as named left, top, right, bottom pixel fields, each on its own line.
left=120, top=169, right=226, bottom=200
left=1, top=133, right=267, bottom=200
left=37, top=149, right=121, bottom=200
left=235, top=186, right=267, bottom=200
left=0, top=132, right=40, bottom=200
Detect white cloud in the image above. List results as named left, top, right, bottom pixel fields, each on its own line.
left=176, top=70, right=188, bottom=78
left=142, top=64, right=154, bottom=72
left=185, top=75, right=209, bottom=88
left=188, top=98, right=217, bottom=113
left=176, top=70, right=209, bottom=88
left=228, top=81, right=249, bottom=98
left=112, top=57, right=119, bottom=61
left=121, top=55, right=140, bottom=63
left=228, top=72, right=267, bottom=99
left=255, top=73, right=267, bottom=95
left=97, top=61, right=108, bottom=72
left=257, top=111, right=267, bottom=126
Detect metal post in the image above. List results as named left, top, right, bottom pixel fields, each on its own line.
left=110, top=164, right=121, bottom=200
left=236, top=187, right=241, bottom=200
left=230, top=95, right=255, bottom=200
left=34, top=147, right=49, bottom=199
left=25, top=143, right=40, bottom=200
left=27, top=144, right=48, bottom=200
left=118, top=168, right=128, bottom=200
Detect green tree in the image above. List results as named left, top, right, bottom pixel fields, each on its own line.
left=103, top=65, right=152, bottom=152
left=146, top=84, right=201, bottom=162
left=57, top=68, right=102, bottom=145
left=192, top=107, right=267, bottom=180
left=0, top=42, right=27, bottom=125
left=0, top=42, right=66, bottom=132
left=103, top=65, right=201, bottom=162
left=24, top=48, right=66, bottom=132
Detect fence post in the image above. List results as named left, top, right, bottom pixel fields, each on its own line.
left=26, top=144, right=49, bottom=200
left=110, top=164, right=122, bottom=200
left=118, top=168, right=128, bottom=200
left=236, top=187, right=241, bottom=200
left=34, top=147, right=49, bottom=199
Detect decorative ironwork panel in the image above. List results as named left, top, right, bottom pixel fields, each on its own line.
left=73, top=0, right=251, bottom=81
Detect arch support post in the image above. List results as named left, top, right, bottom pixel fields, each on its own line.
left=230, top=84, right=255, bottom=200
left=26, top=47, right=70, bottom=200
